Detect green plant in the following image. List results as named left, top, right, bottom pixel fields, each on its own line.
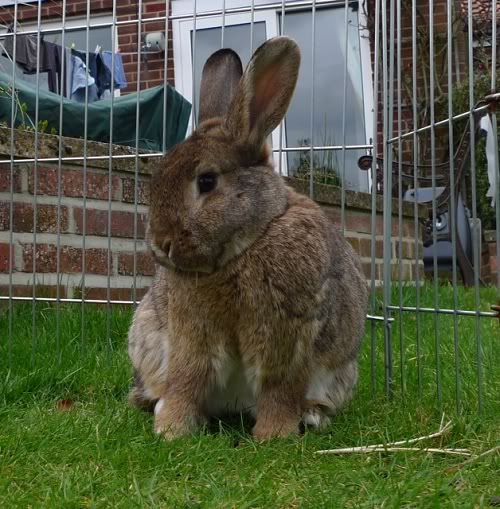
left=0, top=85, right=58, bottom=135
left=291, top=118, right=343, bottom=187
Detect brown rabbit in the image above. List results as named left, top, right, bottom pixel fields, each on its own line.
left=128, top=37, right=368, bottom=440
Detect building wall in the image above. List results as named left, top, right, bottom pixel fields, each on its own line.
left=0, top=0, right=175, bottom=93
left=0, top=129, right=428, bottom=300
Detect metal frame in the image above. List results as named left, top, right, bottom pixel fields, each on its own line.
left=0, top=0, right=498, bottom=412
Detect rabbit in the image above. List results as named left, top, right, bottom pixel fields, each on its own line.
left=127, top=36, right=368, bottom=441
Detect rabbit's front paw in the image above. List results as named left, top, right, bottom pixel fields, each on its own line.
left=154, top=399, right=206, bottom=440
left=252, top=416, right=300, bottom=441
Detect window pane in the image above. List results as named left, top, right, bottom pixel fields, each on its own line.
left=281, top=6, right=369, bottom=192
left=191, top=22, right=266, bottom=122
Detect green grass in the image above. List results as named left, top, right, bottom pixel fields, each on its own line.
left=1, top=285, right=499, bottom=508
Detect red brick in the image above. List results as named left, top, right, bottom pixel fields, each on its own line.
left=0, top=168, right=22, bottom=193
left=359, top=237, right=384, bottom=258
left=145, top=2, right=167, bottom=14
left=0, top=202, right=68, bottom=233
left=122, top=177, right=150, bottom=204
left=23, top=244, right=110, bottom=275
left=28, top=167, right=120, bottom=201
left=73, top=208, right=147, bottom=238
left=118, top=252, right=155, bottom=276
left=0, top=243, right=14, bottom=273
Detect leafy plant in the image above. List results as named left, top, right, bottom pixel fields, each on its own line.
left=0, top=84, right=58, bottom=135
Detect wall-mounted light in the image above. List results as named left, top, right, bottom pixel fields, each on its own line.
left=143, top=32, right=165, bottom=53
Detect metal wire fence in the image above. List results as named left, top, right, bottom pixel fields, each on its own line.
left=0, top=0, right=498, bottom=412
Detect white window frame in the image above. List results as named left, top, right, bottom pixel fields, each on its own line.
left=172, top=0, right=374, bottom=187
left=172, top=10, right=286, bottom=171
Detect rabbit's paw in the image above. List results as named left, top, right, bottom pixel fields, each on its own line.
left=154, top=400, right=206, bottom=440
left=252, top=416, right=300, bottom=441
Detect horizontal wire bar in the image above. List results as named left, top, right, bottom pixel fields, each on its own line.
left=387, top=305, right=499, bottom=319
left=169, top=0, right=348, bottom=20
left=0, top=144, right=372, bottom=166
left=367, top=314, right=395, bottom=323
left=0, top=16, right=168, bottom=38
left=387, top=105, right=489, bottom=143
left=0, top=295, right=138, bottom=305
left=0, top=295, right=395, bottom=323
left=0, top=0, right=347, bottom=38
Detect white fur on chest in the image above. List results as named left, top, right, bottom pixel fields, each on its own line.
left=206, top=346, right=259, bottom=417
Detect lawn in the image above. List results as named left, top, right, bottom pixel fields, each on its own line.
left=0, top=285, right=499, bottom=508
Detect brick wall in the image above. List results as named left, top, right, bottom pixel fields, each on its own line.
left=0, top=127, right=428, bottom=301
left=0, top=127, right=154, bottom=301
left=286, top=180, right=426, bottom=284
left=0, top=0, right=175, bottom=93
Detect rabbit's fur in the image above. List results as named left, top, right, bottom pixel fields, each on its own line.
left=128, top=37, right=368, bottom=440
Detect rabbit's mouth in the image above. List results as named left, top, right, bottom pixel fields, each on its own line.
left=150, top=241, right=216, bottom=275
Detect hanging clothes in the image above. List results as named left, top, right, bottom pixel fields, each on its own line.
left=72, top=49, right=112, bottom=99
left=3, top=26, right=69, bottom=96
left=2, top=32, right=38, bottom=73
left=70, top=55, right=98, bottom=103
left=101, top=51, right=128, bottom=90
left=20, top=40, right=65, bottom=95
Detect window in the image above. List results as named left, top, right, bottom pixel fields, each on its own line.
left=0, top=16, right=118, bottom=94
left=172, top=0, right=373, bottom=192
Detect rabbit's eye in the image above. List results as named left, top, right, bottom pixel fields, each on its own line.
left=198, top=172, right=218, bottom=194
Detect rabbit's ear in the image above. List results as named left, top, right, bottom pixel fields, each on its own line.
left=225, top=37, right=300, bottom=151
left=198, top=49, right=243, bottom=123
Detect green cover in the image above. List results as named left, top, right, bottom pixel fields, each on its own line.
left=0, top=71, right=191, bottom=151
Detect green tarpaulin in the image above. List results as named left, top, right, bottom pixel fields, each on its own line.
left=0, top=71, right=191, bottom=152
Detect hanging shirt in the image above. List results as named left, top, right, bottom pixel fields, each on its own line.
left=70, top=55, right=98, bottom=103
left=72, top=50, right=112, bottom=99
left=21, top=40, right=65, bottom=95
left=2, top=32, right=38, bottom=73
left=101, top=51, right=128, bottom=90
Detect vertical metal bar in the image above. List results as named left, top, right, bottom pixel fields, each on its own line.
left=382, top=0, right=395, bottom=397
left=31, top=0, right=43, bottom=366
left=133, top=0, right=144, bottom=305
left=411, top=0, right=422, bottom=398
left=191, top=0, right=198, bottom=130
left=277, top=0, right=285, bottom=176
left=447, top=0, right=461, bottom=413
left=396, top=0, right=405, bottom=397
left=467, top=0, right=483, bottom=413
left=309, top=0, right=316, bottom=199
left=162, top=0, right=170, bottom=153
left=429, top=0, right=443, bottom=410
left=7, top=1, right=19, bottom=369
left=492, top=0, right=500, bottom=294
left=107, top=0, right=118, bottom=352
left=56, top=0, right=68, bottom=365
left=250, top=0, right=255, bottom=53
left=340, top=0, right=349, bottom=234
left=369, top=0, right=381, bottom=396
left=80, top=0, right=92, bottom=351
left=221, top=0, right=226, bottom=48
